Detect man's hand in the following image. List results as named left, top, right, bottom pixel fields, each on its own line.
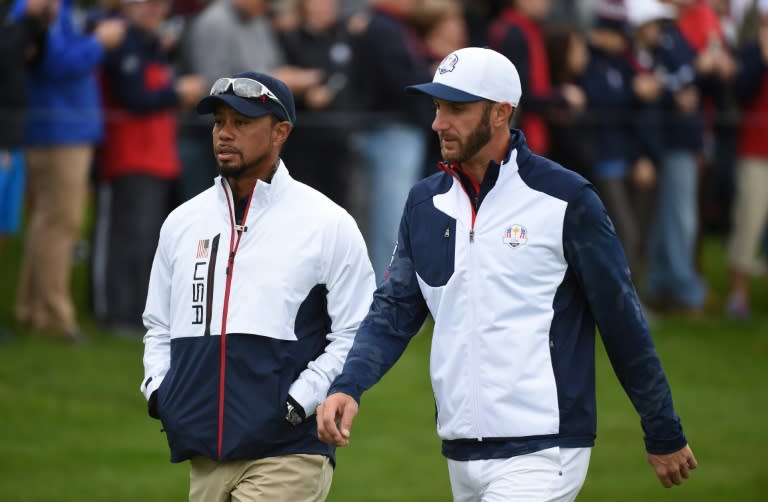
left=647, top=444, right=698, bottom=488
left=316, top=392, right=358, bottom=447
left=93, top=18, right=126, bottom=51
left=175, top=74, right=206, bottom=110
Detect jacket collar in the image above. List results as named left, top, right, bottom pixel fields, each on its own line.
left=493, top=128, right=527, bottom=180
left=215, top=158, right=290, bottom=217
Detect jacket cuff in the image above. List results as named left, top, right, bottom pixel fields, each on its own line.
left=286, top=394, right=306, bottom=419
left=642, top=414, right=688, bottom=454
left=644, top=433, right=688, bottom=455
left=327, top=382, right=362, bottom=404
left=148, top=391, right=160, bottom=420
left=141, top=375, right=163, bottom=401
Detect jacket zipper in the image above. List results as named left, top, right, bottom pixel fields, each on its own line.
left=217, top=181, right=253, bottom=459
left=439, top=161, right=483, bottom=438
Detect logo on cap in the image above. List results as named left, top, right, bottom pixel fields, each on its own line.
left=438, top=54, right=459, bottom=75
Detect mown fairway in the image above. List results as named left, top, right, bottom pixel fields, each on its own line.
left=1, top=233, right=765, bottom=501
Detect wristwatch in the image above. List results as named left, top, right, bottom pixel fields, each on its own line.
left=285, top=397, right=305, bottom=426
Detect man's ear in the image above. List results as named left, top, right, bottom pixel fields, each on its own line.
left=272, top=121, right=293, bottom=147
left=494, top=102, right=515, bottom=127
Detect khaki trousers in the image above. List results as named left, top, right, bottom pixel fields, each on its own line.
left=189, top=454, right=333, bottom=502
left=727, top=157, right=768, bottom=273
left=15, top=145, right=92, bottom=335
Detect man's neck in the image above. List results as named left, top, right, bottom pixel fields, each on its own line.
left=226, top=158, right=279, bottom=200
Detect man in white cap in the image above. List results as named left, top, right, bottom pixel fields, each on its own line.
left=317, top=47, right=697, bottom=500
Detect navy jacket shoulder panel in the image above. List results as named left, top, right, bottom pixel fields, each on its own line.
left=513, top=137, right=591, bottom=203
left=406, top=170, right=454, bottom=208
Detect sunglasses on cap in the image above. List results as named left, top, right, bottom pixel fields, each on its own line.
left=209, top=77, right=292, bottom=123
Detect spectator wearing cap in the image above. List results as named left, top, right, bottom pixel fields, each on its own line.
left=580, top=0, right=664, bottom=278
left=626, top=0, right=710, bottom=313
left=140, top=71, right=375, bottom=501
left=10, top=0, right=127, bottom=341
left=318, top=46, right=696, bottom=501
left=90, top=0, right=206, bottom=335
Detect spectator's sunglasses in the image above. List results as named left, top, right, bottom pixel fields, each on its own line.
left=209, top=77, right=291, bottom=123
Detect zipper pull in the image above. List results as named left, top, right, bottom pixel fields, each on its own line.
left=444, top=227, right=450, bottom=239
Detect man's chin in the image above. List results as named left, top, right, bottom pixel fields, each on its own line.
left=218, top=164, right=245, bottom=178
left=440, top=150, right=460, bottom=163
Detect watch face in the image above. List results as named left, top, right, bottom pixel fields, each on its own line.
left=286, top=404, right=303, bottom=426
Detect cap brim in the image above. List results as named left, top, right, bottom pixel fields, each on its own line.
left=405, top=82, right=484, bottom=102
left=196, top=94, right=278, bottom=120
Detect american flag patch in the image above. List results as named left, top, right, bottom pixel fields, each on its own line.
left=196, top=239, right=210, bottom=258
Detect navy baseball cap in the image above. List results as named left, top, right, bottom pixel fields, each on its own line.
left=406, top=47, right=522, bottom=106
left=196, top=71, right=297, bottom=125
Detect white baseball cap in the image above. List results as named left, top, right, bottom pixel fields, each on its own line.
left=626, top=0, right=676, bottom=28
left=406, top=47, right=522, bottom=107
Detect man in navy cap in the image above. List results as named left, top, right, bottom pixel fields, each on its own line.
left=140, top=71, right=376, bottom=501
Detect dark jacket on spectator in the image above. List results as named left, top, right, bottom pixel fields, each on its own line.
left=0, top=1, right=45, bottom=148
left=654, top=20, right=704, bottom=152
left=582, top=44, right=637, bottom=166
left=348, top=6, right=432, bottom=125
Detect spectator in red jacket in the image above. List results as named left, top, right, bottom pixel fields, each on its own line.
left=488, top=0, right=585, bottom=155
left=92, top=0, right=205, bottom=334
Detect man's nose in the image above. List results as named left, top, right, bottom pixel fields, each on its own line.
left=216, top=121, right=234, bottom=139
left=432, top=111, right=447, bottom=132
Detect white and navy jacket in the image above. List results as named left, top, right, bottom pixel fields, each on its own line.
left=329, top=131, right=687, bottom=461
left=141, top=162, right=376, bottom=463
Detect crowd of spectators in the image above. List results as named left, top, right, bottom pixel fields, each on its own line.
left=2, top=0, right=767, bottom=340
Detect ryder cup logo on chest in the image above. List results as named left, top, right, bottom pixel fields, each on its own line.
left=503, top=225, right=528, bottom=248
left=438, top=53, right=459, bottom=74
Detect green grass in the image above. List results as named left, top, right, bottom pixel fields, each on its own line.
left=1, top=229, right=766, bottom=501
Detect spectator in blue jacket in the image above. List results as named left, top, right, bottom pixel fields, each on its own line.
left=11, top=0, right=126, bottom=341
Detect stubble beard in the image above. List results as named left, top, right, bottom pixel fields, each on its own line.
left=217, top=151, right=269, bottom=180
left=441, top=104, right=492, bottom=163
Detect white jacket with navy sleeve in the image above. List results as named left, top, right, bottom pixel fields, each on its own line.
left=141, top=161, right=376, bottom=463
left=329, top=131, right=687, bottom=461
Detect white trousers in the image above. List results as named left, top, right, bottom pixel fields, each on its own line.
left=447, top=447, right=591, bottom=502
